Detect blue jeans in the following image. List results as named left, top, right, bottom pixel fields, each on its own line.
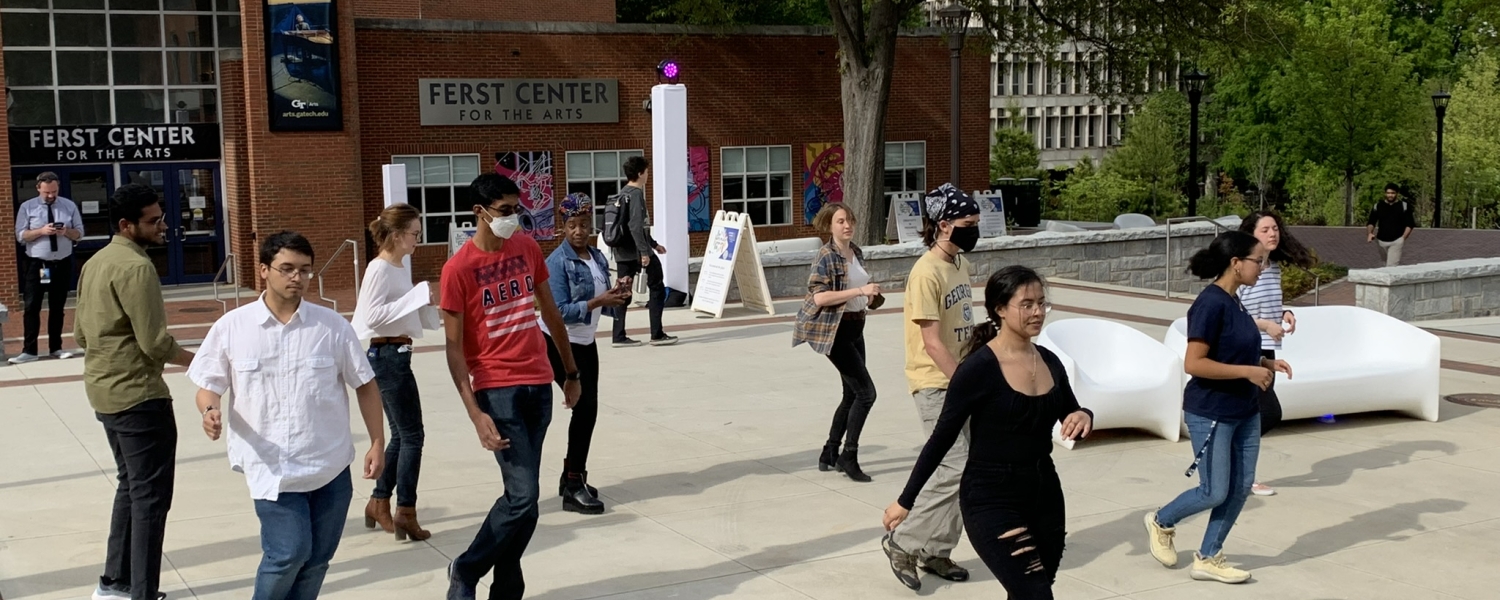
left=452, top=385, right=552, bottom=600
left=368, top=344, right=425, bottom=507
left=252, top=468, right=353, bottom=600
left=1157, top=413, right=1260, bottom=557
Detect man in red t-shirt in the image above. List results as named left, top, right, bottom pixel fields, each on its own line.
left=441, top=173, right=580, bottom=600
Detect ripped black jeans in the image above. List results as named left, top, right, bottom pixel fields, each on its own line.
left=960, top=458, right=1066, bottom=599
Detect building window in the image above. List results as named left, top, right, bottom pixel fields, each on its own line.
left=994, top=60, right=1006, bottom=96
left=1026, top=59, right=1037, bottom=95
left=2, top=0, right=237, bottom=127
left=565, top=150, right=644, bottom=230
left=722, top=145, right=792, bottom=226
left=884, top=141, right=926, bottom=196
left=393, top=154, right=482, bottom=245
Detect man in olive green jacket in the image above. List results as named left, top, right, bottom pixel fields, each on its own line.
left=74, top=183, right=195, bottom=600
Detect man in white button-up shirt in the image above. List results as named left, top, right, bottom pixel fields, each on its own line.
left=11, top=171, right=85, bottom=364
left=188, top=231, right=385, bottom=600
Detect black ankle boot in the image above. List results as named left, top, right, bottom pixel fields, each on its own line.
left=836, top=449, right=871, bottom=482
left=561, top=473, right=605, bottom=515
left=558, top=463, right=598, bottom=497
left=818, top=444, right=840, bottom=472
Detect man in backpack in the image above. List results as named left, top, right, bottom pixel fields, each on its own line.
left=609, top=156, right=676, bottom=347
left=1367, top=184, right=1417, bottom=267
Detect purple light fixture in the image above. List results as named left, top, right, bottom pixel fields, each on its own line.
left=657, top=60, right=680, bottom=84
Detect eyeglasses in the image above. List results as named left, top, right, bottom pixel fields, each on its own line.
left=272, top=265, right=316, bottom=280
left=485, top=204, right=520, bottom=217
left=403, top=229, right=423, bottom=240
left=1009, top=301, right=1053, bottom=315
left=1241, top=256, right=1270, bottom=268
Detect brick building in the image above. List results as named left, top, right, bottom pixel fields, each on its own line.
left=2, top=0, right=988, bottom=306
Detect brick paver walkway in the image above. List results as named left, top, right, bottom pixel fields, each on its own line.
left=1289, top=227, right=1500, bottom=270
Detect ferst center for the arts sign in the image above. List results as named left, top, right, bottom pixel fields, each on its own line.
left=8, top=124, right=222, bottom=165
left=419, top=78, right=620, bottom=126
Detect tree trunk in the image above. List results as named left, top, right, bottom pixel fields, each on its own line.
left=1343, top=167, right=1355, bottom=226
left=842, top=61, right=896, bottom=246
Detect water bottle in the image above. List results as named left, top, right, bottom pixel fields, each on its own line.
left=40, top=267, right=51, bottom=285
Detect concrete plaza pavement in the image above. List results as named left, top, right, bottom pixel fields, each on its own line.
left=3, top=281, right=1500, bottom=600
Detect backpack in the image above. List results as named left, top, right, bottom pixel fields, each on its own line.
left=602, top=191, right=630, bottom=248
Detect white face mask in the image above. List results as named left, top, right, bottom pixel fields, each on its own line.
left=487, top=212, right=521, bottom=239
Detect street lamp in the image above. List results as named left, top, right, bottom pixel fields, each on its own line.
left=1184, top=70, right=1209, bottom=217
left=1432, top=89, right=1450, bottom=228
left=937, top=2, right=972, bottom=187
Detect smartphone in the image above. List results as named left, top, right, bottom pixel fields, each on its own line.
left=52, top=222, right=65, bottom=229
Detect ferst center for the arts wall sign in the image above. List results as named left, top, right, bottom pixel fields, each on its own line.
left=8, top=124, right=223, bottom=165
left=419, top=79, right=620, bottom=125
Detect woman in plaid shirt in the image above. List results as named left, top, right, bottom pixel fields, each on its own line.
left=793, top=204, right=884, bottom=482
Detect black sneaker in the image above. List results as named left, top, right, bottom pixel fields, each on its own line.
left=612, top=338, right=644, bottom=348
left=919, top=556, right=970, bottom=582
left=649, top=334, right=679, bottom=346
left=881, top=534, right=922, bottom=591
left=446, top=562, right=476, bottom=600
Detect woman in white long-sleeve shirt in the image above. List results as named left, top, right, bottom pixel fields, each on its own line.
left=352, top=203, right=436, bottom=541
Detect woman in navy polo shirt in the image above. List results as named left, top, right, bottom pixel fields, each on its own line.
left=1144, top=231, right=1292, bottom=585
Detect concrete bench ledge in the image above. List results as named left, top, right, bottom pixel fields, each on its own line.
left=1352, top=257, right=1500, bottom=321
left=1349, top=257, right=1500, bottom=286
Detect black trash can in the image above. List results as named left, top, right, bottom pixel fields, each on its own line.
left=1013, top=178, right=1043, bottom=227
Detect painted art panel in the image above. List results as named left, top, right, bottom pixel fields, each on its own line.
left=688, top=146, right=712, bottom=232
left=803, top=142, right=844, bottom=223
left=494, top=151, right=556, bottom=241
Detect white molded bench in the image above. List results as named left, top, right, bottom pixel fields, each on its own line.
left=1164, top=306, right=1440, bottom=422
left=1037, top=318, right=1184, bottom=442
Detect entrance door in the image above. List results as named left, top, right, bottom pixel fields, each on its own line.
left=120, top=163, right=225, bottom=285
left=11, top=165, right=116, bottom=286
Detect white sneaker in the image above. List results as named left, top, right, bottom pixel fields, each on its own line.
left=52, top=350, right=78, bottom=360
left=1144, top=511, right=1178, bottom=568
left=1251, top=483, right=1276, bottom=496
left=7, top=353, right=39, bottom=365
left=92, top=582, right=130, bottom=600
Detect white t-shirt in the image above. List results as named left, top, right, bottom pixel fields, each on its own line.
left=352, top=258, right=427, bottom=340
left=542, top=258, right=608, bottom=346
left=844, top=253, right=871, bottom=313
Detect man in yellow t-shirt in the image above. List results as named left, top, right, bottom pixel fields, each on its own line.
left=883, top=184, right=981, bottom=592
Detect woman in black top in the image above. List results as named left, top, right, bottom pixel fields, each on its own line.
left=883, top=266, right=1093, bottom=599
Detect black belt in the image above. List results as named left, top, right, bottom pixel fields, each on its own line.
left=28, top=257, right=68, bottom=265
left=370, top=336, right=413, bottom=347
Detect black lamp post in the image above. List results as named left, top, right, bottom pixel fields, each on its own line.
left=938, top=2, right=972, bottom=187
left=1432, top=89, right=1450, bottom=228
left=1184, top=70, right=1208, bottom=217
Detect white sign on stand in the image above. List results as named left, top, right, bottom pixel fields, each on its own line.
left=691, top=211, right=775, bottom=318
left=975, top=189, right=1007, bottom=238
left=449, top=222, right=477, bottom=257
left=889, top=192, right=925, bottom=245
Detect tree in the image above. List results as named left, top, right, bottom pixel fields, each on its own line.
left=1270, top=0, right=1426, bottom=225
left=990, top=127, right=1041, bottom=180
left=1445, top=50, right=1500, bottom=227
left=1106, top=93, right=1185, bottom=214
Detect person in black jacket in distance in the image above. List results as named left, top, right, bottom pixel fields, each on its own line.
left=610, top=156, right=677, bottom=347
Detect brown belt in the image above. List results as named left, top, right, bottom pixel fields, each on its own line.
left=842, top=311, right=866, bottom=321
left=370, top=336, right=412, bottom=346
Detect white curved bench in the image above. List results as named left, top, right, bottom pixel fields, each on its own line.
left=1163, top=306, right=1439, bottom=422
left=1114, top=213, right=1156, bottom=229
left=1037, top=318, right=1184, bottom=443
left=755, top=237, right=823, bottom=254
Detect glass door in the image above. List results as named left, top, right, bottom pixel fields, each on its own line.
left=120, top=162, right=225, bottom=285
left=11, top=165, right=116, bottom=286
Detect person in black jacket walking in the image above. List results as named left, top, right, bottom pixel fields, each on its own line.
left=1367, top=184, right=1417, bottom=267
left=610, top=156, right=677, bottom=347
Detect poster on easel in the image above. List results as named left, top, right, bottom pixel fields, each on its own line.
left=975, top=189, right=1007, bottom=238
left=888, top=191, right=924, bottom=245
left=449, top=222, right=477, bottom=258
left=691, top=211, right=775, bottom=318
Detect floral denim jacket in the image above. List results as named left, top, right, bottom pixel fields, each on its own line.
left=545, top=243, right=617, bottom=325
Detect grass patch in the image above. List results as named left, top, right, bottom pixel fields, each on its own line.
left=1283, top=262, right=1349, bottom=300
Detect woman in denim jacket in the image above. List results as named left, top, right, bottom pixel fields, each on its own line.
left=793, top=204, right=884, bottom=482
left=543, top=194, right=631, bottom=514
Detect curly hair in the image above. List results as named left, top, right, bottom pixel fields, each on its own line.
left=1240, top=210, right=1315, bottom=269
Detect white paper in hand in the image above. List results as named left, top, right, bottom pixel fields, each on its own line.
left=1052, top=422, right=1076, bottom=450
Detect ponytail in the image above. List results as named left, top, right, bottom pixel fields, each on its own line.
left=965, top=320, right=1000, bottom=358
left=369, top=203, right=421, bottom=252
left=1188, top=230, right=1258, bottom=280
left=920, top=217, right=939, bottom=247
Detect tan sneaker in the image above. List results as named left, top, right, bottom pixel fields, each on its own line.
left=1191, top=552, right=1251, bottom=583
left=1144, top=511, right=1178, bottom=567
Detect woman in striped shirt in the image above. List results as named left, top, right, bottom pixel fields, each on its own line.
left=1237, top=211, right=1315, bottom=497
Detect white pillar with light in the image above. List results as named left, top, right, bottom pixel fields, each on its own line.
left=381, top=163, right=412, bottom=269
left=651, top=73, right=690, bottom=297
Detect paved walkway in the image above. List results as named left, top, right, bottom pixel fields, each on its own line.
left=3, top=281, right=1499, bottom=599
left=1289, top=227, right=1500, bottom=270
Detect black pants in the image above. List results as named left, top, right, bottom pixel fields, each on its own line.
left=960, top=460, right=1066, bottom=600
left=369, top=344, right=425, bottom=507
left=613, top=257, right=665, bottom=341
left=1260, top=350, right=1283, bottom=435
left=22, top=256, right=73, bottom=356
left=97, top=399, right=177, bottom=600
left=546, top=335, right=600, bottom=473
left=825, top=317, right=877, bottom=451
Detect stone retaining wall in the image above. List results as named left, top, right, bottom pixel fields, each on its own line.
left=689, top=221, right=1229, bottom=301
left=1351, top=258, right=1500, bottom=321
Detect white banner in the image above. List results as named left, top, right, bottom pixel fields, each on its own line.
left=891, top=192, right=924, bottom=245
left=975, top=189, right=1007, bottom=238
left=691, top=211, right=775, bottom=318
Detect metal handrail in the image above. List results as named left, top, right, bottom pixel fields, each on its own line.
left=212, top=253, right=242, bottom=314
left=1163, top=215, right=1320, bottom=306
left=317, top=239, right=360, bottom=313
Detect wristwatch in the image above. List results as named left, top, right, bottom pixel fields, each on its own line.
left=202, top=406, right=219, bottom=416
left=566, top=371, right=581, bottom=381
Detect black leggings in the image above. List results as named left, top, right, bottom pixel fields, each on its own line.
left=825, top=318, right=877, bottom=451
left=960, top=460, right=1066, bottom=599
left=1260, top=349, right=1282, bottom=435
left=546, top=336, right=601, bottom=473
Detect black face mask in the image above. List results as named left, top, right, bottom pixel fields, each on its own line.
left=948, top=225, right=980, bottom=252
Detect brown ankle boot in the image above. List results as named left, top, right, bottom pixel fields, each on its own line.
left=364, top=498, right=394, bottom=533
left=394, top=506, right=431, bottom=541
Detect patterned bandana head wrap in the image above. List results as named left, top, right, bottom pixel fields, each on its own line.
left=923, top=183, right=980, bottom=222
left=561, top=193, right=592, bottom=219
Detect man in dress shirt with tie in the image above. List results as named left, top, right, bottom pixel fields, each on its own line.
left=188, top=231, right=385, bottom=600
left=11, top=172, right=85, bottom=364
